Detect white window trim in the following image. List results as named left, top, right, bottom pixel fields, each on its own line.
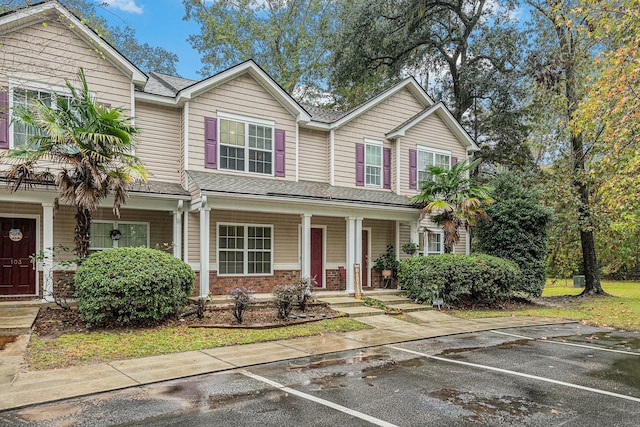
left=8, top=79, right=94, bottom=149
left=89, top=220, right=150, bottom=250
left=217, top=112, right=276, bottom=176
left=417, top=146, right=452, bottom=183
left=364, top=138, right=383, bottom=188
left=216, top=222, right=274, bottom=277
left=424, top=229, right=444, bottom=256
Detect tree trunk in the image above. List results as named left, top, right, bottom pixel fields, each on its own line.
left=576, top=179, right=605, bottom=295
left=74, top=207, right=92, bottom=260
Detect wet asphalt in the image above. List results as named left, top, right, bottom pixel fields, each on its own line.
left=1, top=323, right=639, bottom=426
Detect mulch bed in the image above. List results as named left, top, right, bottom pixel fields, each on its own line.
left=33, top=302, right=341, bottom=339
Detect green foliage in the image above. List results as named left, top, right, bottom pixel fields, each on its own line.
left=75, top=248, right=194, bottom=326
left=401, top=242, right=419, bottom=255
left=183, top=0, right=335, bottom=96
left=397, top=254, right=521, bottom=305
left=410, top=159, right=492, bottom=253
left=373, top=244, right=399, bottom=271
left=474, top=171, right=552, bottom=297
left=229, top=287, right=254, bottom=324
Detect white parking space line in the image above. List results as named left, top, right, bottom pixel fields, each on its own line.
left=388, top=346, right=640, bottom=404
left=490, top=330, right=640, bottom=356
left=240, top=370, right=399, bottom=427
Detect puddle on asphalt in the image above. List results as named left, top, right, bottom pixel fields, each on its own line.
left=287, top=352, right=388, bottom=371
left=556, top=332, right=640, bottom=351
left=208, top=389, right=284, bottom=409
left=589, top=357, right=640, bottom=391
left=0, top=335, right=18, bottom=350
left=310, top=372, right=347, bottom=390
left=430, top=388, right=561, bottom=422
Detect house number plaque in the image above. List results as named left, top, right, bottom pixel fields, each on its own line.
left=9, top=229, right=23, bottom=242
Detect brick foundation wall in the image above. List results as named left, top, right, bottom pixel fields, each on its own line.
left=325, top=269, right=345, bottom=290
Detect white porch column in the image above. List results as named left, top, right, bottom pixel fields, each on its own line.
left=42, top=203, right=54, bottom=302
left=345, top=216, right=356, bottom=293
left=395, top=220, right=401, bottom=262
left=300, top=214, right=312, bottom=279
left=199, top=197, right=210, bottom=299
left=355, top=217, right=363, bottom=286
left=183, top=207, right=189, bottom=263
left=410, top=220, right=419, bottom=245
left=172, top=200, right=183, bottom=259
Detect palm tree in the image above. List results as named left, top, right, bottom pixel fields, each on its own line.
left=410, top=159, right=492, bottom=253
left=2, top=68, right=148, bottom=259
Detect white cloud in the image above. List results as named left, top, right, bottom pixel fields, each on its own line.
left=101, top=0, right=144, bottom=14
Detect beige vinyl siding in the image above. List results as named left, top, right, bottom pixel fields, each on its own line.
left=399, top=113, right=469, bottom=197
left=188, top=211, right=200, bottom=263
left=312, top=216, right=346, bottom=264
left=298, top=128, right=329, bottom=183
left=135, top=102, right=181, bottom=182
left=188, top=73, right=297, bottom=179
left=419, top=217, right=468, bottom=255
left=364, top=219, right=396, bottom=262
left=333, top=88, right=425, bottom=188
left=398, top=223, right=412, bottom=261
left=210, top=210, right=300, bottom=265
left=0, top=20, right=132, bottom=167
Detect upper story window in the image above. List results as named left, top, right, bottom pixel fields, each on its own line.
left=219, top=115, right=274, bottom=175
left=417, top=147, right=451, bottom=183
left=11, top=85, right=71, bottom=147
left=365, top=141, right=383, bottom=187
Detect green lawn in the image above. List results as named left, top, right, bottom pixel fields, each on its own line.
left=27, top=318, right=370, bottom=370
left=449, top=280, right=640, bottom=331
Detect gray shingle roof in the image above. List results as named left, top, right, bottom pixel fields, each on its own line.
left=187, top=170, right=417, bottom=208
left=129, top=180, right=189, bottom=196
left=300, top=104, right=348, bottom=123
left=143, top=72, right=197, bottom=97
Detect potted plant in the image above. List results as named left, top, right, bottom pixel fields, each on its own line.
left=373, top=244, right=399, bottom=278
left=402, top=242, right=420, bottom=255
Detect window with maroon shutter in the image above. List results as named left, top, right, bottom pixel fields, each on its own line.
left=409, top=149, right=417, bottom=189
left=0, top=91, right=8, bottom=149
left=417, top=148, right=452, bottom=184
left=274, top=129, right=285, bottom=177
left=205, top=117, right=217, bottom=169
left=383, top=147, right=391, bottom=189
left=355, top=143, right=365, bottom=186
left=451, top=156, right=458, bottom=166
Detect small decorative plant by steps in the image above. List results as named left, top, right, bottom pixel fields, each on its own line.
left=373, top=244, right=399, bottom=278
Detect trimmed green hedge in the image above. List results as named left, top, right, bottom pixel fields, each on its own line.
left=75, top=247, right=195, bottom=326
left=397, top=254, right=521, bottom=306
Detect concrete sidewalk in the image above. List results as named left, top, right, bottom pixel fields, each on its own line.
left=0, top=312, right=572, bottom=412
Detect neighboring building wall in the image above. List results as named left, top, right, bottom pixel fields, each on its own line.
left=135, top=102, right=182, bottom=182
left=333, top=88, right=425, bottom=188
left=298, top=127, right=329, bottom=183
left=187, top=73, right=297, bottom=178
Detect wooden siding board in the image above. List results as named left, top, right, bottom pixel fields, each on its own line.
left=298, top=128, right=329, bottom=182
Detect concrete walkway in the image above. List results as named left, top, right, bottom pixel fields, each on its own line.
left=0, top=308, right=572, bottom=412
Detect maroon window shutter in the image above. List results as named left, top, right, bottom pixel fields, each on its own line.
left=409, top=149, right=417, bottom=189
left=204, top=117, right=217, bottom=169
left=383, top=147, right=391, bottom=189
left=0, top=91, right=8, bottom=149
left=355, top=143, right=365, bottom=186
left=275, top=129, right=286, bottom=177
left=451, top=156, right=458, bottom=166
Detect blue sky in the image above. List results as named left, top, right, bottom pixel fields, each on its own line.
left=95, top=1, right=202, bottom=79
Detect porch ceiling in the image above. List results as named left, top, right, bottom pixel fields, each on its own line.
left=186, top=170, right=418, bottom=209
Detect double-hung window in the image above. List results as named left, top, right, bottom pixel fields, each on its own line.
left=417, top=147, right=451, bottom=184
left=365, top=140, right=383, bottom=187
left=425, top=230, right=444, bottom=256
left=11, top=85, right=71, bottom=147
left=90, top=221, right=149, bottom=250
left=218, top=223, right=273, bottom=275
left=219, top=114, right=274, bottom=175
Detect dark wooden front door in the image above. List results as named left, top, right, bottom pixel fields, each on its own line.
left=0, top=218, right=36, bottom=295
left=362, top=230, right=369, bottom=287
left=310, top=228, right=323, bottom=287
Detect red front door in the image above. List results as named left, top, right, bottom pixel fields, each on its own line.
left=310, top=228, right=323, bottom=287
left=362, top=230, right=369, bottom=287
left=0, top=218, right=36, bottom=295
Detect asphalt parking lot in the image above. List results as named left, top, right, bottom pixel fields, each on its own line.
left=2, top=323, right=639, bottom=426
